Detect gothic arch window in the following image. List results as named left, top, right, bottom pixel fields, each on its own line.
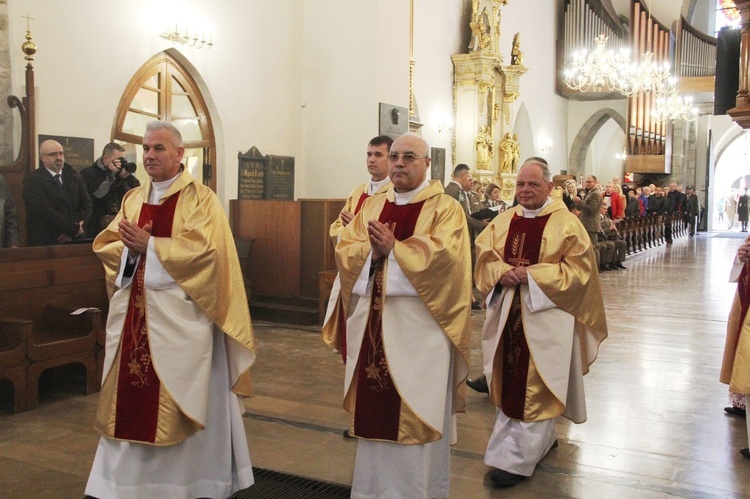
left=112, top=51, right=216, bottom=191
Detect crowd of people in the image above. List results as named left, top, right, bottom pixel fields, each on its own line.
left=717, top=189, right=750, bottom=231
left=449, top=172, right=701, bottom=275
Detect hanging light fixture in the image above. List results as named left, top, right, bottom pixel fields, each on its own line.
left=651, top=79, right=699, bottom=123
left=564, top=35, right=671, bottom=96
left=563, top=34, right=632, bottom=93
left=564, top=2, right=672, bottom=96
left=617, top=52, right=672, bottom=97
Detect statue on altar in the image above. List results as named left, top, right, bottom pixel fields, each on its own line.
left=511, top=32, right=524, bottom=65
left=475, top=125, right=493, bottom=169
left=468, top=0, right=508, bottom=54
left=499, top=132, right=519, bottom=173
left=469, top=6, right=492, bottom=52
left=511, top=133, right=520, bottom=172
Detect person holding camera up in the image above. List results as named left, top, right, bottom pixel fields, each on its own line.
left=81, top=142, right=140, bottom=237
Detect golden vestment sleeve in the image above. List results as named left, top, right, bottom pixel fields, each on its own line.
left=721, top=287, right=750, bottom=393
left=475, top=200, right=607, bottom=369
left=329, top=183, right=365, bottom=245
left=93, top=187, right=144, bottom=298
left=93, top=169, right=255, bottom=395
left=332, top=181, right=473, bottom=392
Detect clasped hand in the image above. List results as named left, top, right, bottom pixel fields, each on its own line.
left=119, top=219, right=152, bottom=255
left=739, top=236, right=750, bottom=263
left=500, top=266, right=528, bottom=287
left=368, top=220, right=395, bottom=261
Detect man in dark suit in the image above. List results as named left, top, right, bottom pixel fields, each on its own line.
left=23, top=140, right=92, bottom=245
left=685, top=185, right=700, bottom=236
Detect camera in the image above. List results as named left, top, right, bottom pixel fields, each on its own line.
left=116, top=158, right=137, bottom=173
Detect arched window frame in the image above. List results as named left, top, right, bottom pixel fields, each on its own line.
left=111, top=51, right=216, bottom=191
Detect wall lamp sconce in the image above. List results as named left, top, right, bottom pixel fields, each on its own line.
left=160, top=24, right=214, bottom=50
left=437, top=122, right=454, bottom=134
left=539, top=138, right=553, bottom=153
left=615, top=150, right=627, bottom=161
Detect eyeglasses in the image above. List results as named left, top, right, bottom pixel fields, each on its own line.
left=387, top=153, right=427, bottom=164
left=41, top=151, right=65, bottom=157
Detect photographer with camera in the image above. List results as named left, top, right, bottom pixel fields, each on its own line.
left=81, top=142, right=140, bottom=237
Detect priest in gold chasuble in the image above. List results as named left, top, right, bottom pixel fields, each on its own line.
left=475, top=160, right=607, bottom=487
left=721, top=239, right=750, bottom=459
left=85, top=121, right=256, bottom=499
left=324, top=134, right=472, bottom=499
left=324, top=136, right=393, bottom=364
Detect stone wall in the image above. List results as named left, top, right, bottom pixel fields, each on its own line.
left=0, top=0, right=13, bottom=166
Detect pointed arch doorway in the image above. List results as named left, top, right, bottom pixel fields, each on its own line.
left=111, top=50, right=217, bottom=191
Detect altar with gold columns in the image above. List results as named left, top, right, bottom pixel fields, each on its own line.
left=451, top=0, right=526, bottom=203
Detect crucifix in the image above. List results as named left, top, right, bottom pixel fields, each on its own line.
left=22, top=13, right=34, bottom=30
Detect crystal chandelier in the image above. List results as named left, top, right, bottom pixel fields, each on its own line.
left=651, top=83, right=698, bottom=123
left=563, top=35, right=632, bottom=93
left=564, top=35, right=671, bottom=96
left=617, top=52, right=671, bottom=97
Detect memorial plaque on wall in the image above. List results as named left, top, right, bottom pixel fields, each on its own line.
left=379, top=103, right=408, bottom=139
left=39, top=134, right=94, bottom=172
left=431, top=147, right=445, bottom=182
left=265, top=156, right=295, bottom=200
left=238, top=147, right=267, bottom=200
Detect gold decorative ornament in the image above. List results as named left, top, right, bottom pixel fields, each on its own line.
left=511, top=32, right=524, bottom=65
left=21, top=13, right=36, bottom=61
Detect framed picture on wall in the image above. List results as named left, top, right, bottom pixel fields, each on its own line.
left=379, top=103, right=408, bottom=139
left=431, top=147, right=445, bottom=182
left=38, top=134, right=94, bottom=172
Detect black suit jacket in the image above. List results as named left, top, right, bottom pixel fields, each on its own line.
left=22, top=164, right=93, bottom=246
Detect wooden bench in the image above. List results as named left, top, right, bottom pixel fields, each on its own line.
left=0, top=318, right=32, bottom=413
left=0, top=245, right=108, bottom=412
left=24, top=306, right=102, bottom=410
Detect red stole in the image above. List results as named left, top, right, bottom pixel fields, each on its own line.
left=114, top=192, right=180, bottom=443
left=354, top=191, right=369, bottom=215
left=499, top=213, right=550, bottom=420
left=353, top=199, right=425, bottom=441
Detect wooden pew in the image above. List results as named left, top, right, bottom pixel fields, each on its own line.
left=0, top=244, right=107, bottom=411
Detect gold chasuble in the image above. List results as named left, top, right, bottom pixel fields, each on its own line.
left=494, top=214, right=561, bottom=420
left=475, top=200, right=607, bottom=423
left=721, top=264, right=750, bottom=393
left=326, top=180, right=472, bottom=445
left=93, top=169, right=255, bottom=446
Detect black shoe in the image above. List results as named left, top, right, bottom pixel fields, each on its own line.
left=741, top=448, right=750, bottom=459
left=471, top=300, right=483, bottom=310
left=342, top=429, right=355, bottom=439
left=615, top=262, right=627, bottom=270
left=599, top=265, right=609, bottom=272
left=466, top=375, right=489, bottom=394
left=487, top=468, right=524, bottom=487
left=725, top=406, right=747, bottom=417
